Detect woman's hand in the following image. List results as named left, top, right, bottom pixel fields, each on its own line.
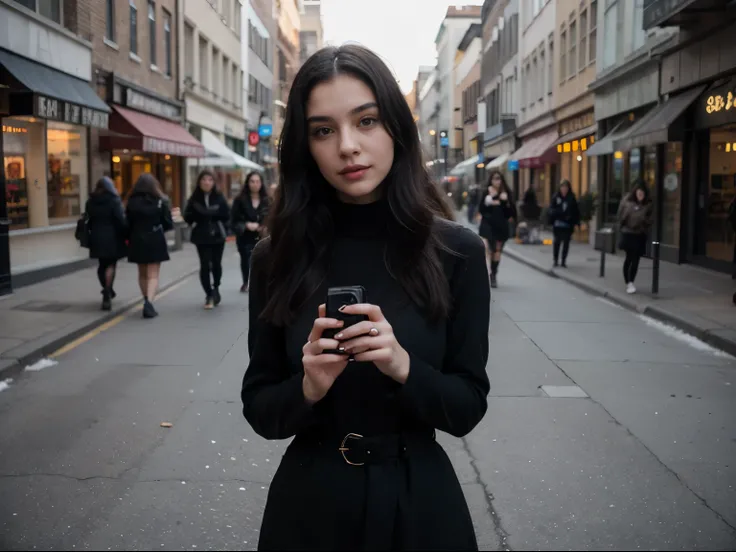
left=246, top=222, right=259, bottom=232
left=302, top=304, right=348, bottom=405
left=500, top=192, right=508, bottom=201
left=334, top=304, right=411, bottom=384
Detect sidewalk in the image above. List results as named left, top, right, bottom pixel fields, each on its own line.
left=0, top=243, right=232, bottom=379
left=457, top=209, right=736, bottom=356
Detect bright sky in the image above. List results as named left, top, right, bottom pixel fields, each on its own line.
left=320, top=0, right=483, bottom=95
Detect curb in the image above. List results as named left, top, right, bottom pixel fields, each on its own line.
left=0, top=268, right=199, bottom=382
left=503, top=247, right=736, bottom=358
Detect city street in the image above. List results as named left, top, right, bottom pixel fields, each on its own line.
left=0, top=250, right=735, bottom=551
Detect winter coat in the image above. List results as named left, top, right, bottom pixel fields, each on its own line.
left=184, top=191, right=230, bottom=246
left=618, top=197, right=653, bottom=235
left=520, top=188, right=542, bottom=221
left=478, top=189, right=516, bottom=242
left=548, top=191, right=581, bottom=229
left=85, top=192, right=128, bottom=260
left=126, top=192, right=173, bottom=264
left=230, top=194, right=270, bottom=250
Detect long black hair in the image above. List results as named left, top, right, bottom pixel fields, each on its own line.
left=627, top=179, right=651, bottom=204
left=261, top=44, right=453, bottom=325
left=130, top=173, right=165, bottom=199
left=486, top=170, right=511, bottom=196
left=238, top=171, right=269, bottom=203
left=190, top=168, right=223, bottom=202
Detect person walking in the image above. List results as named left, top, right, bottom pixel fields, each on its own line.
left=477, top=170, right=516, bottom=288
left=85, top=176, right=127, bottom=311
left=548, top=180, right=580, bottom=268
left=230, top=171, right=270, bottom=292
left=241, top=44, right=490, bottom=551
left=618, top=180, right=653, bottom=294
left=126, top=173, right=173, bottom=319
left=184, top=169, right=231, bottom=309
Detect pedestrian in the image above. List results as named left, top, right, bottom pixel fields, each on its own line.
left=466, top=182, right=480, bottom=223
left=477, top=170, right=516, bottom=288
left=241, top=44, right=490, bottom=551
left=548, top=179, right=580, bottom=268
left=230, top=171, right=270, bottom=293
left=126, top=173, right=174, bottom=319
left=184, top=169, right=231, bottom=309
left=617, top=180, right=653, bottom=294
left=85, top=176, right=127, bottom=311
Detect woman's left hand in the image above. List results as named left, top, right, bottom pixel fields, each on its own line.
left=334, top=304, right=410, bottom=384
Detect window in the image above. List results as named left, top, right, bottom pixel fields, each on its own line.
left=233, top=66, right=240, bottom=107
left=560, top=28, right=567, bottom=83
left=148, top=1, right=156, bottom=66
left=547, top=36, right=554, bottom=94
left=130, top=0, right=138, bottom=55
left=47, top=123, right=87, bottom=224
left=579, top=8, right=587, bottom=69
left=526, top=63, right=531, bottom=108
left=603, top=0, right=616, bottom=68
left=212, top=48, right=220, bottom=97
left=569, top=19, right=577, bottom=77
left=533, top=56, right=540, bottom=102
left=163, top=10, right=172, bottom=76
left=199, top=38, right=209, bottom=90
left=589, top=0, right=598, bottom=63
left=235, top=0, right=242, bottom=35
left=223, top=56, right=229, bottom=103
left=106, top=0, right=115, bottom=41
left=248, top=74, right=256, bottom=103
left=540, top=50, right=545, bottom=100
left=632, top=2, right=645, bottom=51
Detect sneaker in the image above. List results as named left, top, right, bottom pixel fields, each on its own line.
left=626, top=282, right=636, bottom=294
left=143, top=300, right=158, bottom=319
left=204, top=296, right=215, bottom=310
left=490, top=273, right=498, bottom=289
left=213, top=287, right=222, bottom=306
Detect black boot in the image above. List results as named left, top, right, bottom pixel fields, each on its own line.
left=490, top=273, right=498, bottom=288
left=213, top=287, right=222, bottom=306
left=143, top=299, right=158, bottom=319
left=101, top=289, right=112, bottom=311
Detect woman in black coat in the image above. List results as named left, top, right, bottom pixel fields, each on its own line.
left=242, top=44, right=490, bottom=551
left=548, top=180, right=581, bottom=268
left=126, top=173, right=173, bottom=319
left=86, top=176, right=127, bottom=311
left=184, top=169, right=231, bottom=309
left=230, top=171, right=270, bottom=292
left=477, top=170, right=516, bottom=288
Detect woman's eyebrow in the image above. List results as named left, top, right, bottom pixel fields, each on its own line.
left=306, top=102, right=378, bottom=124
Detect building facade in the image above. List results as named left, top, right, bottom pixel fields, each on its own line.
left=274, top=0, right=302, bottom=169
left=0, top=0, right=111, bottom=291
left=418, top=69, right=440, bottom=174
left=455, top=24, right=482, bottom=163
left=299, top=0, right=322, bottom=64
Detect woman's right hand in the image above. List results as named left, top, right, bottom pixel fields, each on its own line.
left=302, top=304, right=348, bottom=405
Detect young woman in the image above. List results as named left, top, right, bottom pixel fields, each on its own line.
left=86, top=176, right=127, bottom=311
left=618, top=180, right=653, bottom=294
left=477, top=170, right=516, bottom=288
left=184, top=169, right=231, bottom=309
left=241, top=45, right=490, bottom=550
left=548, top=180, right=580, bottom=268
left=126, top=173, right=173, bottom=319
left=230, top=171, right=270, bottom=292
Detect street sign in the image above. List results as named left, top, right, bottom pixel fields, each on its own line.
left=440, top=136, right=449, bottom=148
left=507, top=159, right=519, bottom=171
left=248, top=131, right=260, bottom=146
left=258, top=124, right=273, bottom=138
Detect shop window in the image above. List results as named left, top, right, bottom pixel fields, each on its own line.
left=130, top=0, right=138, bottom=55
left=164, top=10, right=172, bottom=76
left=606, top=152, right=625, bottom=223
left=47, top=123, right=87, bottom=224
left=662, top=142, right=683, bottom=248
left=705, top=128, right=736, bottom=261
left=3, top=118, right=37, bottom=230
left=149, top=1, right=157, bottom=66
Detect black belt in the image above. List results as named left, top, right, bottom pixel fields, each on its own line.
left=338, top=432, right=409, bottom=466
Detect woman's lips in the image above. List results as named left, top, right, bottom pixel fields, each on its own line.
left=340, top=167, right=370, bottom=181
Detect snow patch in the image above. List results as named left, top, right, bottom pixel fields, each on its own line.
left=638, top=315, right=734, bottom=359
left=0, top=379, right=12, bottom=393
left=25, top=358, right=59, bottom=372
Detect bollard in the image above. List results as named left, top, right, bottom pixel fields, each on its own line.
left=651, top=241, right=660, bottom=295
left=599, top=248, right=606, bottom=278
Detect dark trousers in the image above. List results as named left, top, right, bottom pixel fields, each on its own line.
left=623, top=251, right=641, bottom=284
left=196, top=243, right=225, bottom=295
left=239, top=242, right=256, bottom=286
left=97, top=258, right=117, bottom=290
left=553, top=227, right=573, bottom=263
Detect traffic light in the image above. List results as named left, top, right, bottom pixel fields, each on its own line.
left=439, top=130, right=447, bottom=138
left=439, top=130, right=449, bottom=148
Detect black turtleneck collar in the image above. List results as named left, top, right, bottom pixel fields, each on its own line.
left=332, top=198, right=390, bottom=239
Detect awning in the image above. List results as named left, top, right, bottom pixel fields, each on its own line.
left=486, top=153, right=509, bottom=169
left=613, top=85, right=706, bottom=151
left=509, top=130, right=558, bottom=168
left=100, top=106, right=205, bottom=157
left=450, top=155, right=482, bottom=176
left=585, top=121, right=630, bottom=157
left=0, top=48, right=110, bottom=128
left=554, top=124, right=598, bottom=146
left=199, top=129, right=264, bottom=171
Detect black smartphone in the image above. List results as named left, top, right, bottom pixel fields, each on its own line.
left=322, top=286, right=368, bottom=354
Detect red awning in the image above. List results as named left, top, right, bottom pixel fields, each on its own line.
left=510, top=130, right=559, bottom=169
left=100, top=106, right=205, bottom=157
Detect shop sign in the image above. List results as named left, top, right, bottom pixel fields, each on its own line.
left=697, top=79, right=736, bottom=129
left=35, top=95, right=109, bottom=129
left=558, top=112, right=594, bottom=137
left=258, top=124, right=273, bottom=138
left=143, top=137, right=205, bottom=157
left=125, top=88, right=180, bottom=120
left=248, top=131, right=260, bottom=146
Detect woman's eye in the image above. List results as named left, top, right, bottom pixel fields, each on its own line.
left=312, top=127, right=332, bottom=137
left=359, top=117, right=378, bottom=127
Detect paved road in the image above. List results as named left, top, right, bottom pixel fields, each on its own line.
left=0, top=251, right=734, bottom=550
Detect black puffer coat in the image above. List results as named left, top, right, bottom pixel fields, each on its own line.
left=126, top=192, right=173, bottom=264
left=85, top=191, right=128, bottom=260
left=184, top=190, right=231, bottom=246
left=230, top=194, right=270, bottom=251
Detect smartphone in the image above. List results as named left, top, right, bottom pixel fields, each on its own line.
left=322, top=286, right=368, bottom=354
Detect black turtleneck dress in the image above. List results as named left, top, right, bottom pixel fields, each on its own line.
left=242, top=200, right=491, bottom=551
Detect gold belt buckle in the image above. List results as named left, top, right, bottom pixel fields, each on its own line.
left=339, top=433, right=365, bottom=466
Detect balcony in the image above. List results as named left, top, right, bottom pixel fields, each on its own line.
left=643, top=0, right=731, bottom=30
left=483, top=116, right=516, bottom=144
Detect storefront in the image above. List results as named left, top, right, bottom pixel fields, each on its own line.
left=554, top=112, right=597, bottom=199
left=508, top=128, right=559, bottom=205
left=99, top=77, right=205, bottom=208
left=0, top=48, right=110, bottom=294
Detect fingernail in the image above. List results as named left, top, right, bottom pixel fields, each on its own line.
left=338, top=346, right=346, bottom=353
left=338, top=305, right=347, bottom=312
left=335, top=333, right=344, bottom=339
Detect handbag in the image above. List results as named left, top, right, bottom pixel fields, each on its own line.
left=75, top=213, right=90, bottom=248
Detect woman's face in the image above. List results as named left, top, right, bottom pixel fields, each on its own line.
left=635, top=188, right=646, bottom=202
left=306, top=75, right=394, bottom=204
left=248, top=174, right=262, bottom=194
left=199, top=174, right=215, bottom=193
left=560, top=184, right=569, bottom=197
left=491, top=174, right=502, bottom=191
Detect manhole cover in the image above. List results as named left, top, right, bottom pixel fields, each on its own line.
left=540, top=385, right=589, bottom=398
left=12, top=300, right=71, bottom=313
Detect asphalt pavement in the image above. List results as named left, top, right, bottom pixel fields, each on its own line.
left=0, top=250, right=734, bottom=550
